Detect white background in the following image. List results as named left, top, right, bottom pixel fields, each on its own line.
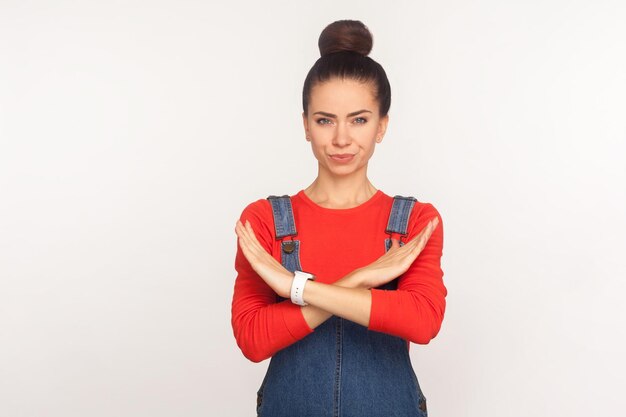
left=1, top=1, right=625, bottom=416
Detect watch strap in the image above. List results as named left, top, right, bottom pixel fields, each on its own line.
left=291, top=270, right=314, bottom=306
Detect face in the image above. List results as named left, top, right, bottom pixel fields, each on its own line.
left=302, top=77, right=389, bottom=178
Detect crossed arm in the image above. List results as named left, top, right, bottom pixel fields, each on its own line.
left=231, top=205, right=444, bottom=363
left=234, top=216, right=438, bottom=329
left=297, top=273, right=370, bottom=329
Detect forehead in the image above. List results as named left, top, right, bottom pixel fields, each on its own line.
left=309, top=78, right=377, bottom=111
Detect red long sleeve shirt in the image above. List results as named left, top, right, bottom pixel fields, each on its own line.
left=231, top=189, right=447, bottom=363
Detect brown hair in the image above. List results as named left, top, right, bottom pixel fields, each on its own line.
left=302, top=20, right=391, bottom=117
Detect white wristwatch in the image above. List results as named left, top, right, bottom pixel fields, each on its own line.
left=290, top=270, right=315, bottom=306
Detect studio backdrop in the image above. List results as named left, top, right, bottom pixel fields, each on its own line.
left=1, top=1, right=625, bottom=416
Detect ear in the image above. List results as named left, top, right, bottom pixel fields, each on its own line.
left=302, top=112, right=311, bottom=142
left=376, top=114, right=389, bottom=143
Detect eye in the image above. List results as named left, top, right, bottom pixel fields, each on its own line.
left=316, top=118, right=332, bottom=125
left=354, top=117, right=367, bottom=124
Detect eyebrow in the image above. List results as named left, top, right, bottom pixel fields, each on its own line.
left=312, top=109, right=372, bottom=118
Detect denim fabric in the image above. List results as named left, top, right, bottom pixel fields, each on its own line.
left=267, top=196, right=302, bottom=303
left=259, top=195, right=427, bottom=417
left=267, top=195, right=298, bottom=238
left=280, top=239, right=303, bottom=272
left=385, top=196, right=417, bottom=236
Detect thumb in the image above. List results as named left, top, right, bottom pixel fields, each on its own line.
left=390, top=238, right=400, bottom=249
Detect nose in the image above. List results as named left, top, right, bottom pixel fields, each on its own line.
left=332, top=121, right=352, bottom=147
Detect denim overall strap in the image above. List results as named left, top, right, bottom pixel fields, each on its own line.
left=267, top=195, right=297, bottom=238
left=384, top=195, right=417, bottom=252
left=267, top=195, right=302, bottom=302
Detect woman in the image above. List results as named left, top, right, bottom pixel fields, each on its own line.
left=231, top=19, right=446, bottom=417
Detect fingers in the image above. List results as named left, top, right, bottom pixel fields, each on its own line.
left=236, top=220, right=257, bottom=247
left=409, top=217, right=438, bottom=254
left=397, top=216, right=439, bottom=257
left=413, top=221, right=434, bottom=249
left=244, top=219, right=263, bottom=247
left=235, top=220, right=259, bottom=259
left=408, top=217, right=438, bottom=244
left=236, top=219, right=283, bottom=268
left=235, top=221, right=254, bottom=250
left=424, top=216, right=438, bottom=226
left=235, top=220, right=249, bottom=244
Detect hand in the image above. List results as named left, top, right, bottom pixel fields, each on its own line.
left=235, top=219, right=293, bottom=299
left=355, top=216, right=439, bottom=289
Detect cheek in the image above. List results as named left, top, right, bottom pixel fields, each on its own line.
left=361, top=139, right=378, bottom=159
left=308, top=129, right=331, bottom=153
left=309, top=140, right=326, bottom=159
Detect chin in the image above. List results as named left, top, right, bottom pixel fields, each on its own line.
left=328, top=165, right=367, bottom=177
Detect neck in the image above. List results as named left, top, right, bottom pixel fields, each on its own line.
left=304, top=164, right=377, bottom=209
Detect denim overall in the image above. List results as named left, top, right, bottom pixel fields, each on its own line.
left=256, top=194, right=428, bottom=417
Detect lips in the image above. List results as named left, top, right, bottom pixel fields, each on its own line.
left=329, top=153, right=355, bottom=163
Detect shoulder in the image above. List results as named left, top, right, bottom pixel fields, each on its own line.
left=396, top=196, right=443, bottom=237
left=377, top=191, right=442, bottom=231
left=411, top=200, right=441, bottom=222
left=384, top=193, right=440, bottom=218
left=405, top=199, right=444, bottom=251
left=237, top=197, right=276, bottom=243
left=239, top=197, right=272, bottom=221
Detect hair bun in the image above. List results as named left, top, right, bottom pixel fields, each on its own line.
left=318, top=20, right=373, bottom=57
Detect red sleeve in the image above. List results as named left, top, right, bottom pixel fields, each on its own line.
left=230, top=199, right=314, bottom=363
left=367, top=202, right=447, bottom=345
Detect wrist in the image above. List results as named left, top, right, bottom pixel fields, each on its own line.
left=290, top=270, right=315, bottom=305
left=339, top=269, right=368, bottom=289
left=282, top=271, right=295, bottom=299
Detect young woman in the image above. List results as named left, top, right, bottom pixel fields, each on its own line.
left=231, top=19, right=446, bottom=417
